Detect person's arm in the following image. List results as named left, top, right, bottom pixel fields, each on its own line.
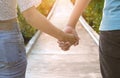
left=58, top=0, right=91, bottom=51
left=22, top=6, right=77, bottom=44
left=22, top=6, right=63, bottom=40
left=67, top=0, right=91, bottom=28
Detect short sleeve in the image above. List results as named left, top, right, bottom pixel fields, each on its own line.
left=18, top=0, right=41, bottom=12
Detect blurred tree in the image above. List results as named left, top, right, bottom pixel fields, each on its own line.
left=17, top=8, right=37, bottom=44
left=83, top=0, right=104, bottom=33
left=71, top=0, right=104, bottom=33
left=37, top=0, right=55, bottom=16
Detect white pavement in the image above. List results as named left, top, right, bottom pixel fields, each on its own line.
left=26, top=0, right=102, bottom=78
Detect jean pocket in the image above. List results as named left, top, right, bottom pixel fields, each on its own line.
left=3, top=42, right=24, bottom=64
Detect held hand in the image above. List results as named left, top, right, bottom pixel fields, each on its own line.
left=58, top=26, right=80, bottom=51
left=64, top=26, right=79, bottom=46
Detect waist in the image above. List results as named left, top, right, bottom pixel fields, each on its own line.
left=0, top=18, right=17, bottom=23
left=0, top=18, right=18, bottom=31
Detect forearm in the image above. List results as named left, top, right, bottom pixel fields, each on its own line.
left=22, top=6, right=65, bottom=41
left=67, top=0, right=91, bottom=28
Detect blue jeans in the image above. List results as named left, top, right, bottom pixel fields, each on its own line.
left=0, top=21, right=27, bottom=78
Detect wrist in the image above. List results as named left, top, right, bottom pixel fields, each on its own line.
left=57, top=31, right=67, bottom=41
left=66, top=25, right=76, bottom=29
left=64, top=26, right=76, bottom=33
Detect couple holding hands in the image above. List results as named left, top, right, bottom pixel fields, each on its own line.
left=0, top=0, right=79, bottom=77
left=0, top=0, right=120, bottom=78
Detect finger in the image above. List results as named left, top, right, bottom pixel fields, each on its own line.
left=60, top=44, right=71, bottom=50
left=57, top=41, right=65, bottom=47
left=57, top=41, right=64, bottom=44
left=59, top=42, right=66, bottom=47
left=74, top=38, right=80, bottom=46
left=65, top=42, right=71, bottom=45
left=61, top=45, right=71, bottom=51
left=74, top=34, right=80, bottom=46
left=59, top=41, right=70, bottom=47
left=60, top=42, right=71, bottom=51
left=61, top=47, right=69, bottom=51
left=74, top=41, right=79, bottom=46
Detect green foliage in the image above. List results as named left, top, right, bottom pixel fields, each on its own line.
left=83, top=0, right=104, bottom=33
left=17, top=8, right=37, bottom=44
left=71, top=0, right=104, bottom=33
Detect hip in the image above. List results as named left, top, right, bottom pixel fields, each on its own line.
left=0, top=19, right=24, bottom=43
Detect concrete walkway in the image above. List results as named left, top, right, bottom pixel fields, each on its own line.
left=26, top=0, right=102, bottom=78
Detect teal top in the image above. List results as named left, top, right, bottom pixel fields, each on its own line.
left=100, top=0, right=120, bottom=31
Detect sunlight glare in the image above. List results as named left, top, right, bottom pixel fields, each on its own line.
left=34, top=0, right=42, bottom=7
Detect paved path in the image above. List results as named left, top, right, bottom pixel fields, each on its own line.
left=26, top=0, right=102, bottom=78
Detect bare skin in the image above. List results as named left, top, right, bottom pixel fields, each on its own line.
left=22, top=6, right=78, bottom=48
left=58, top=26, right=79, bottom=51
left=58, top=0, right=91, bottom=51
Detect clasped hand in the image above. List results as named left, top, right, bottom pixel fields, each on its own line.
left=58, top=26, right=79, bottom=51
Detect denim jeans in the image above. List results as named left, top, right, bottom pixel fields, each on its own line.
left=0, top=21, right=27, bottom=78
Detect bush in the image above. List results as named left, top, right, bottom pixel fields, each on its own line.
left=71, top=0, right=104, bottom=33
left=83, top=0, right=104, bottom=33
left=17, top=8, right=37, bottom=44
